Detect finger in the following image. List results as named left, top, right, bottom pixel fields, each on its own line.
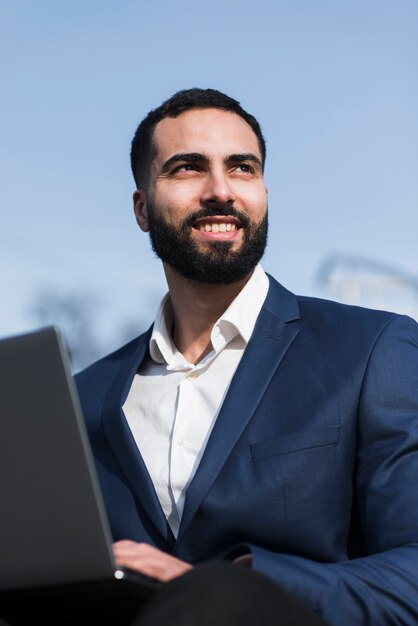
left=112, top=541, right=149, bottom=559
left=112, top=539, right=140, bottom=550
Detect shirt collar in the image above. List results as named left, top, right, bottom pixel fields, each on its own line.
left=216, top=263, right=269, bottom=345
left=149, top=294, right=177, bottom=365
left=149, top=264, right=269, bottom=367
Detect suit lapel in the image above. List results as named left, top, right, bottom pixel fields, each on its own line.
left=177, top=277, right=300, bottom=541
left=101, top=328, right=174, bottom=546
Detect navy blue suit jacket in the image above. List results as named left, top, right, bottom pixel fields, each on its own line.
left=76, top=276, right=418, bottom=625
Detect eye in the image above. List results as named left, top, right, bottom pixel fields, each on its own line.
left=234, top=163, right=254, bottom=174
left=173, top=163, right=199, bottom=173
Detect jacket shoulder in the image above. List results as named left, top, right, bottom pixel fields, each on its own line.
left=297, top=293, right=399, bottom=323
left=266, top=274, right=416, bottom=340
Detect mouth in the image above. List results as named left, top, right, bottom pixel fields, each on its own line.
left=192, top=215, right=242, bottom=238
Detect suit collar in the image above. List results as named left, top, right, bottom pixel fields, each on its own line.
left=263, top=273, right=301, bottom=322
left=177, top=277, right=300, bottom=541
left=101, top=326, right=175, bottom=547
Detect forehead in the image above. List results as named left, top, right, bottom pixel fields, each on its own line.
left=152, top=108, right=261, bottom=162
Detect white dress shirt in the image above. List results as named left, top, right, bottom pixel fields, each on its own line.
left=123, top=264, right=269, bottom=537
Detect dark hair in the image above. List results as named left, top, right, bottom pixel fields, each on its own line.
left=130, top=88, right=266, bottom=188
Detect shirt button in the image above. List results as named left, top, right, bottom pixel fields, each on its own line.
left=187, top=372, right=197, bottom=380
left=177, top=438, right=186, bottom=447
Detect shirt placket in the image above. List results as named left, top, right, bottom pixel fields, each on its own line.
left=169, top=369, right=198, bottom=511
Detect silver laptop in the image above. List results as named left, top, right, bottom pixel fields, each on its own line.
left=0, top=327, right=160, bottom=622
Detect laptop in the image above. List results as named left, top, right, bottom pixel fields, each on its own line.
left=0, top=327, right=161, bottom=625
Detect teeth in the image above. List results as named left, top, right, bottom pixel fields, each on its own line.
left=200, top=223, right=236, bottom=232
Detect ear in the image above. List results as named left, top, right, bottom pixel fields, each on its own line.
left=133, top=189, right=149, bottom=232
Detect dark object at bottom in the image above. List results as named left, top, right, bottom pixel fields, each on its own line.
left=137, top=562, right=329, bottom=626
left=0, top=577, right=157, bottom=626
left=0, top=562, right=329, bottom=626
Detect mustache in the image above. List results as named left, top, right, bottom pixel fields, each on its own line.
left=182, top=206, right=250, bottom=229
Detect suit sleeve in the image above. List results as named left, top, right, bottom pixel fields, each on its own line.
left=231, top=315, right=418, bottom=625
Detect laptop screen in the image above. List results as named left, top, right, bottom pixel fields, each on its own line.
left=0, top=327, right=117, bottom=590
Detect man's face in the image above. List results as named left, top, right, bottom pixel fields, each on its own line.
left=134, top=108, right=268, bottom=284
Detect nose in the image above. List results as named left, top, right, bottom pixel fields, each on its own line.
left=200, top=168, right=236, bottom=208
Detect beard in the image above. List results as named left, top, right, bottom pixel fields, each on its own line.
left=146, top=203, right=268, bottom=284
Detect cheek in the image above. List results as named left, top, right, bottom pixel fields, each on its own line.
left=242, top=188, right=268, bottom=215
left=234, top=179, right=267, bottom=203
left=153, top=183, right=200, bottom=216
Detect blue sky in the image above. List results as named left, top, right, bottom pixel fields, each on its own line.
left=1, top=0, right=417, bottom=359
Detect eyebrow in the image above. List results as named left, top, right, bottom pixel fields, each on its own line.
left=161, top=153, right=207, bottom=173
left=160, top=152, right=263, bottom=173
left=225, top=153, right=263, bottom=169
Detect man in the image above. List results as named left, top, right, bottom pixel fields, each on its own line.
left=76, top=88, right=418, bottom=625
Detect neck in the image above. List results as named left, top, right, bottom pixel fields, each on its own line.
left=163, top=264, right=254, bottom=365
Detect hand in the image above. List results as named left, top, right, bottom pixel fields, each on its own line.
left=113, top=540, right=193, bottom=582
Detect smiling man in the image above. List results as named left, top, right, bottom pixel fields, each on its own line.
left=135, top=107, right=268, bottom=289
left=76, top=89, right=418, bottom=625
